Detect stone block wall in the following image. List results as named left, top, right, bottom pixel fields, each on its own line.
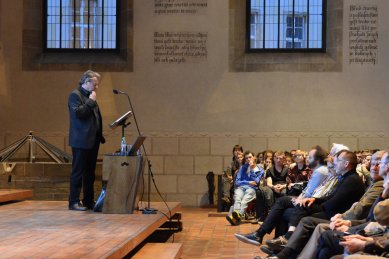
left=1, top=131, right=389, bottom=206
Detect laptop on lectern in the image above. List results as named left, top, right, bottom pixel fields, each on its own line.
left=127, top=136, right=146, bottom=156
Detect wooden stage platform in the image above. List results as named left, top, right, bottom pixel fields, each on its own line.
left=0, top=200, right=181, bottom=258
left=0, top=189, right=33, bottom=203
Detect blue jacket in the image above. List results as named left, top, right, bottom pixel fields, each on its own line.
left=235, top=163, right=265, bottom=189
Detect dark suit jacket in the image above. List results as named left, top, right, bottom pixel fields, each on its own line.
left=68, top=87, right=103, bottom=149
left=316, top=169, right=366, bottom=218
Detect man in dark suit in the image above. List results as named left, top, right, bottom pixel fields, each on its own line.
left=68, top=70, right=105, bottom=211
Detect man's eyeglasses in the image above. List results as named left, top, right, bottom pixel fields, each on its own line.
left=336, top=159, right=349, bottom=163
left=379, top=161, right=389, bottom=166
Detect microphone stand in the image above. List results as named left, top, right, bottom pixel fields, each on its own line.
left=116, top=91, right=157, bottom=214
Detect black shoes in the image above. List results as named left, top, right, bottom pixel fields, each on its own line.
left=266, top=235, right=288, bottom=251
left=69, top=202, right=87, bottom=211
left=83, top=201, right=96, bottom=210
left=260, top=244, right=283, bottom=255
left=234, top=231, right=263, bottom=246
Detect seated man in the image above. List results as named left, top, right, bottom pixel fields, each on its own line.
left=255, top=150, right=289, bottom=221
left=221, top=145, right=244, bottom=207
left=226, top=150, right=265, bottom=225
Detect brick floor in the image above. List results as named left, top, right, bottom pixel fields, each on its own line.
left=168, top=207, right=274, bottom=259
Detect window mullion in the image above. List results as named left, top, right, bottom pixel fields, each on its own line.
left=102, top=0, right=105, bottom=48
left=88, top=0, right=90, bottom=48
left=73, top=0, right=76, bottom=48
left=292, top=0, right=295, bottom=48
left=307, top=0, right=310, bottom=48
left=277, top=0, right=280, bottom=48
left=263, top=0, right=266, bottom=48
left=60, top=0, right=62, bottom=48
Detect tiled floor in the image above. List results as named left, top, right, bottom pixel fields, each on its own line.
left=168, top=207, right=273, bottom=259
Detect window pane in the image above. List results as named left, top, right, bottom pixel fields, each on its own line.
left=46, top=0, right=117, bottom=49
left=248, top=0, right=324, bottom=51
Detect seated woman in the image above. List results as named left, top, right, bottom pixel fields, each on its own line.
left=285, top=150, right=312, bottom=196
left=226, top=150, right=265, bottom=225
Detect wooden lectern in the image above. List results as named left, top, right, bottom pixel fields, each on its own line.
left=102, top=154, right=144, bottom=214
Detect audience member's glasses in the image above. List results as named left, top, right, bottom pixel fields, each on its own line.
left=379, top=161, right=389, bottom=166
left=337, top=159, right=348, bottom=163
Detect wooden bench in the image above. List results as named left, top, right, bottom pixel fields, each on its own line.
left=133, top=243, right=183, bottom=259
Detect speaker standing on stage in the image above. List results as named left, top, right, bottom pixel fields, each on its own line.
left=68, top=70, right=105, bottom=211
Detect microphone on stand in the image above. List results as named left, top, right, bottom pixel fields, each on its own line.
left=112, top=88, right=157, bottom=214
left=113, top=89, right=127, bottom=95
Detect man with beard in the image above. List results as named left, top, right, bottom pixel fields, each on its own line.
left=234, top=145, right=328, bottom=245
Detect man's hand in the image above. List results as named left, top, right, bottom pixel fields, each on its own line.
left=330, top=219, right=351, bottom=231
left=302, top=197, right=315, bottom=207
left=330, top=213, right=343, bottom=222
left=249, top=181, right=257, bottom=186
left=89, top=91, right=97, bottom=101
left=340, top=235, right=373, bottom=254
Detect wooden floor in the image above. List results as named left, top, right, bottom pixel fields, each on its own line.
left=0, top=200, right=181, bottom=259
left=168, top=207, right=272, bottom=259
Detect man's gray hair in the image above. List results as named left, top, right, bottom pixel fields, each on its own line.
left=330, top=143, right=349, bottom=156
left=79, top=70, right=99, bottom=86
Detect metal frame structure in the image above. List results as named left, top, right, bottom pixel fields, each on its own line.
left=0, top=132, right=72, bottom=163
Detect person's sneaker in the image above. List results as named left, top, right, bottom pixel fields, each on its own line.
left=266, top=235, right=288, bottom=251
left=232, top=210, right=242, bottom=223
left=234, top=232, right=263, bottom=246
left=226, top=215, right=238, bottom=225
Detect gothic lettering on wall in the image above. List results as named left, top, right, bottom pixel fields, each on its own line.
left=154, top=32, right=208, bottom=64
left=154, top=0, right=207, bottom=15
left=349, top=5, right=378, bottom=65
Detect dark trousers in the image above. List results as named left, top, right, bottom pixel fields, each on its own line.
left=258, top=196, right=294, bottom=235
left=316, top=230, right=345, bottom=259
left=255, top=186, right=274, bottom=220
left=288, top=203, right=325, bottom=227
left=284, top=216, right=330, bottom=254
left=315, top=222, right=370, bottom=259
left=69, top=141, right=100, bottom=206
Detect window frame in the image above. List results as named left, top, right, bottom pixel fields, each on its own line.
left=245, top=0, right=327, bottom=53
left=43, top=0, right=120, bottom=53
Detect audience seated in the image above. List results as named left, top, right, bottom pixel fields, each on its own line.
left=235, top=145, right=329, bottom=245
left=253, top=149, right=370, bottom=259
left=223, top=144, right=386, bottom=259
left=270, top=150, right=385, bottom=259
left=313, top=150, right=388, bottom=259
